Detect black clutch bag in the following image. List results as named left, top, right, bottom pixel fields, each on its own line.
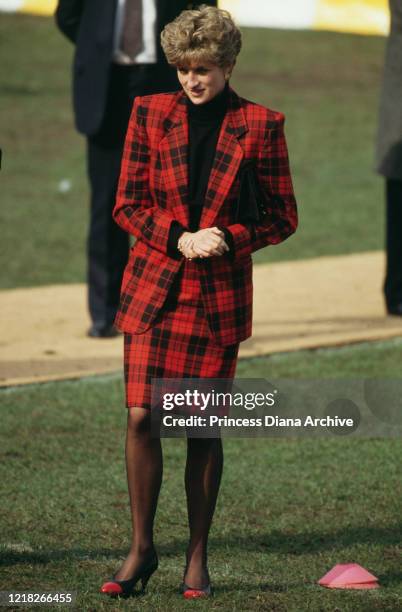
left=233, top=159, right=269, bottom=224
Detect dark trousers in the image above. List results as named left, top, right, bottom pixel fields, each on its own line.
left=86, top=64, right=152, bottom=329
left=384, top=178, right=402, bottom=308
left=86, top=141, right=129, bottom=327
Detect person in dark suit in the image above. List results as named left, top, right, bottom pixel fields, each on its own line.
left=99, top=5, right=297, bottom=600
left=376, top=0, right=402, bottom=315
left=55, top=0, right=217, bottom=337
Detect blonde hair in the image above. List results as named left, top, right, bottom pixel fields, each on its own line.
left=160, top=4, right=242, bottom=69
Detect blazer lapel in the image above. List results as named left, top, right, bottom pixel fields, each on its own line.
left=199, top=87, right=248, bottom=229
left=157, top=87, right=248, bottom=231
left=158, top=92, right=190, bottom=229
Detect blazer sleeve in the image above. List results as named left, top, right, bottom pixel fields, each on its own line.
left=113, top=97, right=184, bottom=257
left=55, top=0, right=84, bottom=43
left=225, top=114, right=298, bottom=263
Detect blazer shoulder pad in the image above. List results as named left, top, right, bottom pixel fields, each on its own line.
left=131, top=92, right=182, bottom=126
left=240, top=96, right=285, bottom=128
left=135, top=91, right=180, bottom=110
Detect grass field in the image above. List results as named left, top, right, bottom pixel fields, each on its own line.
left=1, top=13, right=401, bottom=611
left=0, top=14, right=386, bottom=288
left=1, top=341, right=401, bottom=610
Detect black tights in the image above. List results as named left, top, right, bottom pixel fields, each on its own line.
left=113, top=407, right=223, bottom=589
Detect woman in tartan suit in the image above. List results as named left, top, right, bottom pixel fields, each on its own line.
left=100, top=4, right=297, bottom=599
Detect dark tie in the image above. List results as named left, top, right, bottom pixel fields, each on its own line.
left=120, top=0, right=144, bottom=59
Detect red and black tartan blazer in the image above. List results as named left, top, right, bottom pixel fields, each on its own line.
left=113, top=86, right=298, bottom=346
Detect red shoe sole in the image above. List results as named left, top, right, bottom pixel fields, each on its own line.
left=183, top=588, right=210, bottom=599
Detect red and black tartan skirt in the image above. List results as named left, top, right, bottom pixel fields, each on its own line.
left=123, top=258, right=239, bottom=410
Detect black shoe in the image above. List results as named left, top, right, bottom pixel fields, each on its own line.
left=100, top=550, right=158, bottom=597
left=387, top=303, right=402, bottom=316
left=87, top=324, right=121, bottom=338
left=180, top=558, right=212, bottom=598
left=180, top=580, right=212, bottom=598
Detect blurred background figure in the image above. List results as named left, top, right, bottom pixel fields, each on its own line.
left=376, top=0, right=402, bottom=316
left=55, top=1, right=217, bottom=338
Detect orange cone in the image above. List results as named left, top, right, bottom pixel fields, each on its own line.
left=318, top=563, right=379, bottom=589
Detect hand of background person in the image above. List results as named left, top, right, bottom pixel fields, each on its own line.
left=180, top=227, right=229, bottom=259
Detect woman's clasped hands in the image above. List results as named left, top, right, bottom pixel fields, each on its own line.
left=178, top=227, right=229, bottom=260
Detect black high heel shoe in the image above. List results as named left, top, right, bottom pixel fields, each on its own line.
left=180, top=580, right=212, bottom=599
left=179, top=558, right=212, bottom=599
left=100, top=550, right=158, bottom=597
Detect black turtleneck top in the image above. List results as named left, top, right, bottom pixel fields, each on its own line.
left=167, top=84, right=234, bottom=259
